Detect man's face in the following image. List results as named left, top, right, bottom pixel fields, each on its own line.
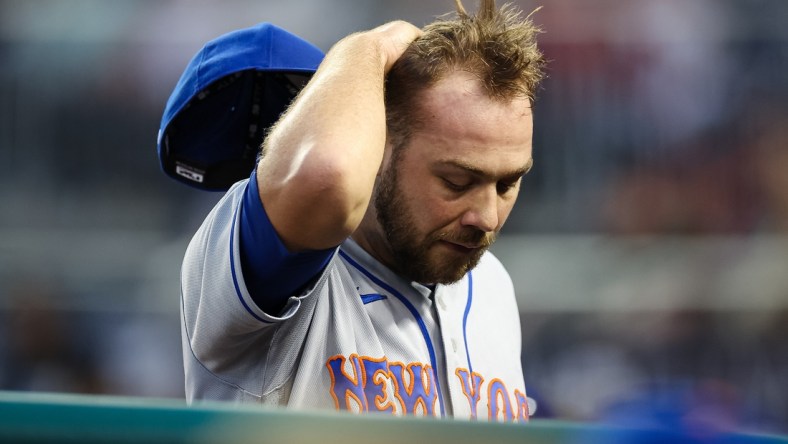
left=374, top=71, right=534, bottom=284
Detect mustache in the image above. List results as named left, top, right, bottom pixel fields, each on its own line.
left=434, top=229, right=497, bottom=248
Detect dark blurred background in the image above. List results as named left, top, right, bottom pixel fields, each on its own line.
left=1, top=0, right=786, bottom=436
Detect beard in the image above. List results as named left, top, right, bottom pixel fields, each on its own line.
left=374, top=161, right=496, bottom=284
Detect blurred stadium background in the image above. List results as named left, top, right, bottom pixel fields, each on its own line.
left=1, top=0, right=786, bottom=436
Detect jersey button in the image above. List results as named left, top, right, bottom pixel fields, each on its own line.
left=451, top=338, right=458, bottom=353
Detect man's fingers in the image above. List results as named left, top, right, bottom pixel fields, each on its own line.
left=372, top=20, right=423, bottom=72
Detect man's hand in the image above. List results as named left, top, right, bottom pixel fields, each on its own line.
left=368, top=21, right=423, bottom=73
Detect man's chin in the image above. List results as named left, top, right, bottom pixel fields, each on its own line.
left=399, top=259, right=466, bottom=285
left=392, top=241, right=487, bottom=285
left=419, top=252, right=484, bottom=285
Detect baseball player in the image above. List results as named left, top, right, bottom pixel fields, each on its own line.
left=177, top=0, right=545, bottom=421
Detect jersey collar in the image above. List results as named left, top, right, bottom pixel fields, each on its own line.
left=340, top=238, right=434, bottom=301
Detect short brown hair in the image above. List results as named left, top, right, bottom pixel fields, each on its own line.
left=385, top=0, right=546, bottom=150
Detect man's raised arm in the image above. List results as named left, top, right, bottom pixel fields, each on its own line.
left=256, top=21, right=422, bottom=252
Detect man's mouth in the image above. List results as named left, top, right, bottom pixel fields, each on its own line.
left=439, top=240, right=481, bottom=254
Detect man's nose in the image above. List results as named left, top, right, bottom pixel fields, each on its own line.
left=459, top=186, right=499, bottom=233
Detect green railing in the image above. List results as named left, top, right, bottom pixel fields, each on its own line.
left=1, top=391, right=786, bottom=444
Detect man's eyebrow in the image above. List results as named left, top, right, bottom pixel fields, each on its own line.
left=435, top=158, right=533, bottom=180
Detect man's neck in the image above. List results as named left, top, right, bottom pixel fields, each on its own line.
left=350, top=215, right=400, bottom=276
left=350, top=222, right=397, bottom=271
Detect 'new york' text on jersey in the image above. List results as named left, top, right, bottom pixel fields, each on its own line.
left=180, top=179, right=529, bottom=421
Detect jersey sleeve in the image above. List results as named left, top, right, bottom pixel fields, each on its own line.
left=181, top=177, right=334, bottom=341
left=180, top=177, right=342, bottom=401
left=239, top=169, right=335, bottom=314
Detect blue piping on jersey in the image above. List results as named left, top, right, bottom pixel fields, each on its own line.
left=338, top=250, right=446, bottom=418
left=360, top=293, right=388, bottom=305
left=463, top=271, right=474, bottom=379
left=230, top=199, right=273, bottom=324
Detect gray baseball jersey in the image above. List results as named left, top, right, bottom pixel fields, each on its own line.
left=181, top=178, right=529, bottom=421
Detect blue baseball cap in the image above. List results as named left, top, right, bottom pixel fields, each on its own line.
left=158, top=22, right=324, bottom=190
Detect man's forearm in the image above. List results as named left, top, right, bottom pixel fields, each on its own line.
left=256, top=22, right=421, bottom=252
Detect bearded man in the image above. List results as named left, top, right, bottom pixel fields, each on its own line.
left=180, top=0, right=545, bottom=421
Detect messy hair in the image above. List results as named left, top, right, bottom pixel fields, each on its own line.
left=385, top=0, right=546, bottom=150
